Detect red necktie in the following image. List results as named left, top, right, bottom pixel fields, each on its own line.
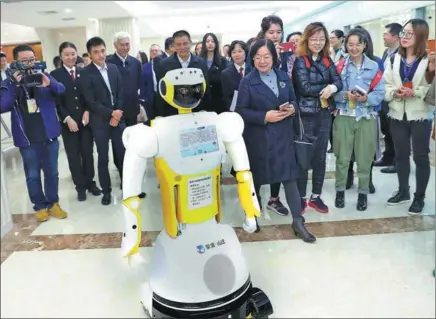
left=239, top=67, right=244, bottom=78
left=70, top=69, right=75, bottom=80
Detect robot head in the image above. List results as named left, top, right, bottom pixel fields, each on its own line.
left=158, top=68, right=206, bottom=110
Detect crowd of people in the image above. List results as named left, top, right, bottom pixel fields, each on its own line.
left=0, top=14, right=435, bottom=244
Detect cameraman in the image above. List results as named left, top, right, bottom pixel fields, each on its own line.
left=0, top=45, right=68, bottom=223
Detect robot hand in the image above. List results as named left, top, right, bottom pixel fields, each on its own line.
left=235, top=171, right=261, bottom=219
left=243, top=217, right=258, bottom=233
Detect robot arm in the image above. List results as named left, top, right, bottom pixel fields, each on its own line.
left=217, top=112, right=260, bottom=232
left=121, top=124, right=158, bottom=259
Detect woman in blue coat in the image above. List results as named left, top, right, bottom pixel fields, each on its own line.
left=235, top=39, right=315, bottom=243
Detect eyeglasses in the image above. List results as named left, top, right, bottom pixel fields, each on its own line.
left=309, top=38, right=326, bottom=44
left=254, top=55, right=272, bottom=62
left=18, top=59, right=36, bottom=65
left=399, top=31, right=414, bottom=39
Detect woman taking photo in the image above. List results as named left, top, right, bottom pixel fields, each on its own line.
left=200, top=32, right=228, bottom=114
left=236, top=39, right=315, bottom=243
left=383, top=18, right=432, bottom=214
left=332, top=28, right=385, bottom=211
left=292, top=22, right=342, bottom=215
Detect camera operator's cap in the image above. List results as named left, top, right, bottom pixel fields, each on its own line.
left=158, top=68, right=206, bottom=110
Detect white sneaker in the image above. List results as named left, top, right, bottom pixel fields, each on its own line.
left=242, top=217, right=257, bottom=233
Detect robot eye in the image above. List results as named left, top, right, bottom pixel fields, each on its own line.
left=179, top=88, right=188, bottom=94
left=195, top=87, right=201, bottom=93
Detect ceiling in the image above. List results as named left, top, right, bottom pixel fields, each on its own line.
left=0, top=0, right=133, bottom=28
left=0, top=0, right=333, bottom=39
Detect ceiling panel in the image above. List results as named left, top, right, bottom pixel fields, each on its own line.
left=0, top=1, right=133, bottom=28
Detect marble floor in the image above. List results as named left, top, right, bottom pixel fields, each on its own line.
left=1, top=143, right=435, bottom=318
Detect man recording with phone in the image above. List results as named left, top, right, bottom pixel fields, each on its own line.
left=0, top=45, right=68, bottom=223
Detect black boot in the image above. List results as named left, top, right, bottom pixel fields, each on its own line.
left=292, top=217, right=316, bottom=243
left=356, top=193, right=367, bottom=211
left=408, top=194, right=425, bottom=215
left=335, top=191, right=345, bottom=208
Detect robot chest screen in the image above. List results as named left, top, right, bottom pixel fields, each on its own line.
left=179, top=124, right=219, bottom=158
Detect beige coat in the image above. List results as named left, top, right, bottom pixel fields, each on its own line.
left=383, top=54, right=430, bottom=121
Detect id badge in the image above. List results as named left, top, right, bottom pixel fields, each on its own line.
left=349, top=99, right=355, bottom=109
left=402, top=81, right=413, bottom=89
left=27, top=99, right=38, bottom=114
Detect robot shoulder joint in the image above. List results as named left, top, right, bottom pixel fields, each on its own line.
left=216, top=112, right=244, bottom=143
left=122, top=124, right=158, bottom=158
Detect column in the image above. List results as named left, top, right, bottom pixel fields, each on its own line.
left=34, top=27, right=57, bottom=72
left=98, top=17, right=140, bottom=56
left=1, top=153, right=13, bottom=238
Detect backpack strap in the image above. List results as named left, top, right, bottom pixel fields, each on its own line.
left=303, top=55, right=311, bottom=68
left=369, top=69, right=383, bottom=93
left=336, top=59, right=346, bottom=75
left=390, top=54, right=395, bottom=68
left=322, top=56, right=330, bottom=68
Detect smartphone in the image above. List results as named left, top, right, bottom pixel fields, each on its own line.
left=281, top=42, right=297, bottom=52
left=427, top=39, right=435, bottom=52
left=279, top=102, right=290, bottom=111
left=351, top=85, right=367, bottom=97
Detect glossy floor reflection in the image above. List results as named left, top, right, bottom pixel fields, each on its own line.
left=2, top=145, right=435, bottom=236
left=1, top=231, right=435, bottom=318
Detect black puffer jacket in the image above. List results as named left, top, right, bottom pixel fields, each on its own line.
left=292, top=54, right=342, bottom=115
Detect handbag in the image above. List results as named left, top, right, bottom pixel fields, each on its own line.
left=294, top=112, right=317, bottom=170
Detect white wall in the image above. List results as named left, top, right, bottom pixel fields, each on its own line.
left=0, top=22, right=39, bottom=45
left=139, top=36, right=164, bottom=56
left=1, top=154, right=13, bottom=238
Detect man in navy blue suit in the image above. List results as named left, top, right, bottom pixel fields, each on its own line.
left=106, top=32, right=146, bottom=199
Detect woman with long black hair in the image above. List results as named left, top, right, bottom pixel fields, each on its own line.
left=199, top=32, right=229, bottom=114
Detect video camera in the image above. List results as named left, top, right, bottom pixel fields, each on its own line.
left=6, top=60, right=47, bottom=87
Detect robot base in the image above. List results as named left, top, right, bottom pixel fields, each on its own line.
left=142, top=279, right=273, bottom=319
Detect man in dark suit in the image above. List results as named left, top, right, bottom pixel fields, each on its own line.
left=374, top=22, right=402, bottom=174
left=106, top=32, right=146, bottom=199
left=153, top=37, right=174, bottom=68
left=51, top=42, right=101, bottom=201
left=106, top=32, right=142, bottom=127
left=154, top=30, right=209, bottom=117
left=80, top=37, right=125, bottom=205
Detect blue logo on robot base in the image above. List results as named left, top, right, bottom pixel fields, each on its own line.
left=196, top=239, right=226, bottom=254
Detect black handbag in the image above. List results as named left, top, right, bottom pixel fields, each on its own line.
left=294, top=112, right=317, bottom=170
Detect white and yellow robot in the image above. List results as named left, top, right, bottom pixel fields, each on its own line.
left=121, top=68, right=273, bottom=318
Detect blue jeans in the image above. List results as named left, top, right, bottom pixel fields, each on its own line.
left=19, top=139, right=60, bottom=211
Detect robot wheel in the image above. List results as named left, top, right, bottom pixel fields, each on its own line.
left=245, top=287, right=273, bottom=318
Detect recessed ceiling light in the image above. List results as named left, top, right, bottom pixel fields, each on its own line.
left=64, top=8, right=72, bottom=13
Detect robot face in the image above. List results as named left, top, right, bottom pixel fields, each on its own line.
left=173, top=83, right=204, bottom=109
left=159, top=68, right=206, bottom=110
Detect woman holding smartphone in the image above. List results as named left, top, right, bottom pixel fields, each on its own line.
left=236, top=39, right=315, bottom=243
left=333, top=28, right=385, bottom=211
left=383, top=19, right=432, bottom=214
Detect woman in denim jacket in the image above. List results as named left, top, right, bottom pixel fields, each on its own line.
left=333, top=28, right=385, bottom=211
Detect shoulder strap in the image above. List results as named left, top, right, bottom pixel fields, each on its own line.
left=322, top=57, right=330, bottom=68
left=369, top=69, right=383, bottom=92
left=303, top=56, right=311, bottom=69
left=336, top=59, right=346, bottom=75
left=390, top=54, right=395, bottom=68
